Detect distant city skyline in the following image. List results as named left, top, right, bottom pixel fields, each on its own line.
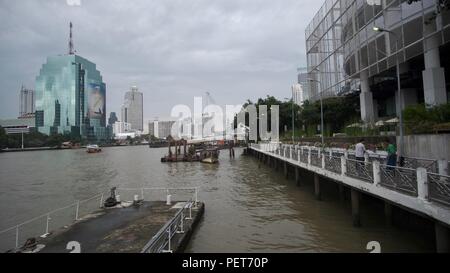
left=0, top=0, right=323, bottom=120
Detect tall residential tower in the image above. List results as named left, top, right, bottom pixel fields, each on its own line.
left=121, top=86, right=143, bottom=132
left=19, top=85, right=35, bottom=117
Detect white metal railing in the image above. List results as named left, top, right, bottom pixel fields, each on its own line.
left=251, top=143, right=449, bottom=209
left=428, top=173, right=450, bottom=206
left=141, top=199, right=196, bottom=253
left=0, top=187, right=198, bottom=253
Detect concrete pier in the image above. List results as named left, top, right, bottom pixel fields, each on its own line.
left=284, top=162, right=288, bottom=179
left=314, top=174, right=321, bottom=201
left=351, top=189, right=361, bottom=227
left=295, top=167, right=300, bottom=186
left=435, top=222, right=450, bottom=253
left=384, top=202, right=393, bottom=226
left=29, top=201, right=205, bottom=253
left=338, top=184, right=345, bottom=202
left=250, top=144, right=450, bottom=252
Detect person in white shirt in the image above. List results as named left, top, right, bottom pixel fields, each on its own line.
left=355, top=139, right=366, bottom=160
left=355, top=139, right=366, bottom=174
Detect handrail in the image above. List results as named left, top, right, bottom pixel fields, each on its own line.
left=0, top=187, right=199, bottom=252
left=141, top=199, right=195, bottom=253
left=252, top=144, right=450, bottom=209
left=0, top=192, right=105, bottom=234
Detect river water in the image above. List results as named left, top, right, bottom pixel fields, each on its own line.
left=0, top=146, right=434, bottom=252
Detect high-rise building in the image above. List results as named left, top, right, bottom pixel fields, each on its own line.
left=121, top=86, right=143, bottom=132
left=291, top=83, right=304, bottom=106
left=108, top=112, right=118, bottom=126
left=19, top=85, right=35, bottom=117
left=35, top=22, right=107, bottom=140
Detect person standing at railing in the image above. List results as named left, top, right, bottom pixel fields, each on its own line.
left=386, top=140, right=397, bottom=171
left=355, top=139, right=366, bottom=175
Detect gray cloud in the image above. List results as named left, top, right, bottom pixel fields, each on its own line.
left=0, top=0, right=322, bottom=121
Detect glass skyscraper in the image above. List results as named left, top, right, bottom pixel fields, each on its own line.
left=35, top=54, right=108, bottom=140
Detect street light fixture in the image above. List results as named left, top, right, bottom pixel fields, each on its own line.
left=306, top=78, right=324, bottom=148
left=284, top=96, right=295, bottom=144
left=373, top=26, right=404, bottom=162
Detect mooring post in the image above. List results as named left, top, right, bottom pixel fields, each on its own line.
left=435, top=221, right=450, bottom=253
left=351, top=189, right=361, bottom=227
left=384, top=202, right=393, bottom=226
left=295, top=167, right=300, bottom=186
left=314, top=174, right=321, bottom=200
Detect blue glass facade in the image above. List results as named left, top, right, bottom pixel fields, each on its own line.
left=35, top=55, right=107, bottom=140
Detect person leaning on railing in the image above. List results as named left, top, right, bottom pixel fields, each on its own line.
left=386, top=140, right=397, bottom=171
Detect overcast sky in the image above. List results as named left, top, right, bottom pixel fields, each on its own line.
left=0, top=0, right=322, bottom=121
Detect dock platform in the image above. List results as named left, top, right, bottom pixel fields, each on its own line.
left=29, top=201, right=204, bottom=253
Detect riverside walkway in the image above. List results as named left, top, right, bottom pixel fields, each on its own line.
left=250, top=143, right=450, bottom=252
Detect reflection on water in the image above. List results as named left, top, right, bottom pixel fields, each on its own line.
left=0, top=146, right=434, bottom=252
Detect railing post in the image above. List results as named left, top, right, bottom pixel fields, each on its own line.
left=344, top=150, right=348, bottom=159
left=298, top=150, right=301, bottom=163
left=290, top=147, right=293, bottom=159
left=322, top=153, right=326, bottom=169
left=45, top=214, right=50, bottom=235
left=15, top=226, right=19, bottom=248
left=141, top=188, right=145, bottom=200
left=100, top=193, right=104, bottom=208
left=167, top=228, right=172, bottom=252
left=308, top=147, right=311, bottom=165
left=75, top=201, right=80, bottom=221
left=417, top=167, right=428, bottom=201
left=364, top=153, right=369, bottom=165
left=195, top=188, right=198, bottom=207
left=178, top=213, right=185, bottom=233
left=438, top=160, right=449, bottom=176
left=341, top=156, right=347, bottom=176
left=373, top=160, right=381, bottom=185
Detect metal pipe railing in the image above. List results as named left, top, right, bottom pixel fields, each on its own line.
left=0, top=187, right=199, bottom=252
left=141, top=199, right=196, bottom=253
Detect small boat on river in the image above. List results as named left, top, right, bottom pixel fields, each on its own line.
left=86, top=144, right=102, bottom=153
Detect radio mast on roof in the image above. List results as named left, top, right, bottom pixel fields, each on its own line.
left=68, top=22, right=75, bottom=55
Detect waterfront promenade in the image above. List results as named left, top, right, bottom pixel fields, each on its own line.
left=249, top=143, right=450, bottom=252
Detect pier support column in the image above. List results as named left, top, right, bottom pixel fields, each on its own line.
left=295, top=167, right=300, bottom=186
left=284, top=161, right=288, bottom=179
left=275, top=158, right=279, bottom=171
left=351, top=189, right=361, bottom=227
left=314, top=174, right=321, bottom=201
left=384, top=202, right=393, bottom=226
left=338, top=184, right=345, bottom=202
left=435, top=222, right=450, bottom=253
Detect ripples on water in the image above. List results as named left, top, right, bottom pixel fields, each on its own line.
left=0, top=146, right=433, bottom=252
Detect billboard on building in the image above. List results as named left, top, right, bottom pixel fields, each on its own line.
left=88, top=83, right=105, bottom=121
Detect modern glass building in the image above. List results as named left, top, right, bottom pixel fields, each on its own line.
left=35, top=54, right=108, bottom=140
left=306, top=0, right=450, bottom=122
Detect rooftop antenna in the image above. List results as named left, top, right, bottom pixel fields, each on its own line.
left=68, top=22, right=75, bottom=55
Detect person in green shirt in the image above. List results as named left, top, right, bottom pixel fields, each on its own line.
left=386, top=140, right=397, bottom=170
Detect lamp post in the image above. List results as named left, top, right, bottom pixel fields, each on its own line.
left=373, top=26, right=404, bottom=160
left=307, top=78, right=324, bottom=148
left=284, top=96, right=295, bottom=144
